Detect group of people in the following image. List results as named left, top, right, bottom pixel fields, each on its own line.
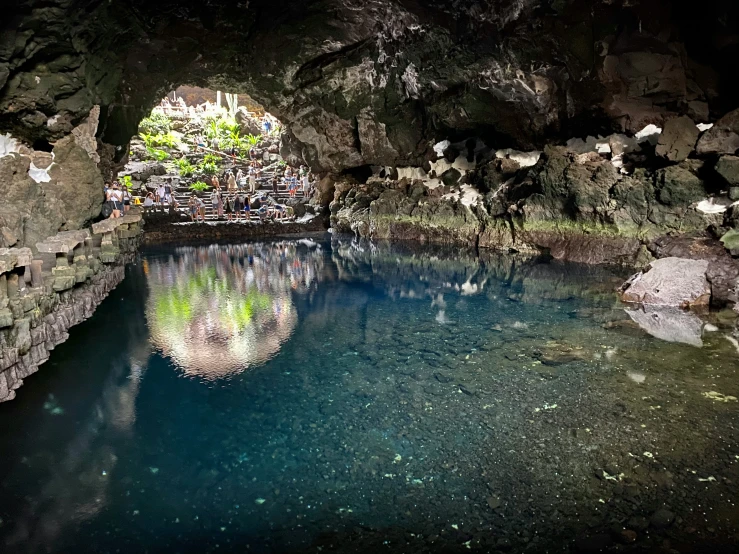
left=103, top=181, right=133, bottom=218
left=187, top=189, right=289, bottom=223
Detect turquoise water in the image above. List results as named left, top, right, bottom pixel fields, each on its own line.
left=1, top=239, right=738, bottom=553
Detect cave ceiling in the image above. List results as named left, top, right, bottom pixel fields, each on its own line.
left=1, top=0, right=738, bottom=172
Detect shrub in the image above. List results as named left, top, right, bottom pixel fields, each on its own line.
left=244, top=134, right=262, bottom=147
left=146, top=146, right=170, bottom=161
left=176, top=158, right=196, bottom=177
left=198, top=161, right=218, bottom=175
left=189, top=181, right=211, bottom=192
left=139, top=112, right=171, bottom=135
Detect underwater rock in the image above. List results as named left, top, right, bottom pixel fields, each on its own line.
left=620, top=257, right=711, bottom=308
left=624, top=306, right=704, bottom=347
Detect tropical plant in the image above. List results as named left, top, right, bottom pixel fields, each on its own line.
left=176, top=158, right=196, bottom=177
left=203, top=153, right=221, bottom=165
left=244, top=134, right=262, bottom=148
left=189, top=181, right=211, bottom=192
left=120, top=175, right=133, bottom=189
left=139, top=112, right=172, bottom=135
left=198, top=161, right=218, bottom=175
left=146, top=146, right=170, bottom=161
left=141, top=131, right=180, bottom=149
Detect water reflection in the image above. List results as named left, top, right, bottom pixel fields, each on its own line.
left=1, top=238, right=737, bottom=554
left=145, top=242, right=325, bottom=379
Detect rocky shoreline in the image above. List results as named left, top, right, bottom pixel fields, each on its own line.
left=0, top=213, right=144, bottom=402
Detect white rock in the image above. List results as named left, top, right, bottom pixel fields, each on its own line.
left=697, top=123, right=714, bottom=132
left=635, top=124, right=662, bottom=145
left=29, top=163, right=53, bottom=183
left=0, top=133, right=20, bottom=157
left=433, top=140, right=450, bottom=158
left=495, top=148, right=541, bottom=168
left=452, top=154, right=475, bottom=172
left=396, top=166, right=428, bottom=182
left=596, top=141, right=611, bottom=154
left=696, top=197, right=731, bottom=214
left=621, top=257, right=711, bottom=307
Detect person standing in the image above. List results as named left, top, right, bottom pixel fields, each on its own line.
left=233, top=190, right=243, bottom=221
left=224, top=193, right=234, bottom=222
left=244, top=193, right=251, bottom=222
left=155, top=183, right=166, bottom=209
left=249, top=170, right=257, bottom=194
left=211, top=174, right=220, bottom=191
left=122, top=185, right=132, bottom=213
left=197, top=195, right=207, bottom=222
left=210, top=188, right=220, bottom=220
left=107, top=182, right=124, bottom=218
left=188, top=195, right=199, bottom=222
left=227, top=171, right=237, bottom=193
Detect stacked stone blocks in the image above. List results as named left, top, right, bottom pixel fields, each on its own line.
left=0, top=211, right=143, bottom=401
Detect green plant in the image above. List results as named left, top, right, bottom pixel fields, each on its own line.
left=203, top=153, right=221, bottom=165
left=139, top=112, right=172, bottom=135
left=120, top=175, right=133, bottom=189
left=189, top=181, right=211, bottom=192
left=198, top=161, right=218, bottom=175
left=176, top=158, right=196, bottom=177
left=244, top=134, right=262, bottom=148
left=146, top=146, right=170, bottom=161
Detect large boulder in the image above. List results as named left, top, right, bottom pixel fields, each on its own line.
left=696, top=108, right=739, bottom=155
left=655, top=116, right=699, bottom=162
left=715, top=155, right=739, bottom=186
left=648, top=233, right=739, bottom=306
left=654, top=165, right=705, bottom=206
left=620, top=257, right=711, bottom=308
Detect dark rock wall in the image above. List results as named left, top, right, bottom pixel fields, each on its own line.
left=1, top=0, right=739, bottom=250
left=2, top=0, right=738, bottom=170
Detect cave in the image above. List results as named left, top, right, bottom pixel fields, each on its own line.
left=2, top=1, right=739, bottom=553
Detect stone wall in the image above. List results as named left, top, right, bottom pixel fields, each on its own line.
left=0, top=211, right=144, bottom=402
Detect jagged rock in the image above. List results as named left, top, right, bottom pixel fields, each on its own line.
left=121, top=161, right=167, bottom=183
left=649, top=233, right=739, bottom=307
left=655, top=116, right=699, bottom=162
left=715, top=155, right=739, bottom=186
left=285, top=198, right=307, bottom=217
left=235, top=108, right=262, bottom=137
left=620, top=257, right=711, bottom=307
left=654, top=165, right=705, bottom=207
left=720, top=229, right=739, bottom=257
left=696, top=108, right=739, bottom=155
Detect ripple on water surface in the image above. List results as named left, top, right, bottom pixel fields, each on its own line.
left=0, top=238, right=737, bottom=554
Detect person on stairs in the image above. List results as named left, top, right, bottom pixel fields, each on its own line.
left=227, top=171, right=237, bottom=193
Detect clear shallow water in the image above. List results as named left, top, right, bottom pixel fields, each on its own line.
left=1, top=238, right=738, bottom=554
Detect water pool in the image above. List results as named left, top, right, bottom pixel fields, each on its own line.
left=1, top=239, right=738, bottom=553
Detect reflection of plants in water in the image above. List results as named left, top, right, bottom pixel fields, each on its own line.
left=221, top=288, right=275, bottom=331
left=146, top=246, right=306, bottom=379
